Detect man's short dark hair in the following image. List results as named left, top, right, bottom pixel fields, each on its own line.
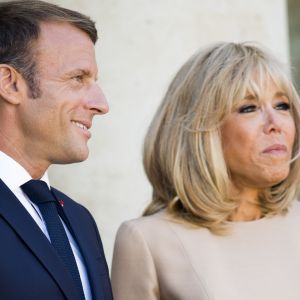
left=0, top=0, right=98, bottom=98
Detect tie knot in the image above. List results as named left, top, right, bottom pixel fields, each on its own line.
left=21, top=180, right=56, bottom=205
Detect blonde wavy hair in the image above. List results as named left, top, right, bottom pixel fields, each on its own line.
left=143, top=42, right=300, bottom=234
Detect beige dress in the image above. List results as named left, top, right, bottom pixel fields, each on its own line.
left=111, top=201, right=300, bottom=300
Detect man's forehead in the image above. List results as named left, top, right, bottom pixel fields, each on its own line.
left=35, top=21, right=98, bottom=76
left=38, top=21, right=93, bottom=47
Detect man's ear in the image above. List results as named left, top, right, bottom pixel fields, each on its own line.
left=0, top=64, right=26, bottom=105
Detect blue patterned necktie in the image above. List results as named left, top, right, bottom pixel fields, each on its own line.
left=21, top=180, right=85, bottom=300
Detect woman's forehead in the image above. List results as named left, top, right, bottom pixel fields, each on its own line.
left=241, top=73, right=288, bottom=98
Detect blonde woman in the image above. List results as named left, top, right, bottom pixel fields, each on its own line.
left=111, top=42, right=300, bottom=300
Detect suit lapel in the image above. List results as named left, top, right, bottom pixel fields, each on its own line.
left=52, top=189, right=109, bottom=300
left=0, top=179, right=82, bottom=300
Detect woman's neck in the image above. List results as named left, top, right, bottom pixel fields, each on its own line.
left=228, top=186, right=263, bottom=222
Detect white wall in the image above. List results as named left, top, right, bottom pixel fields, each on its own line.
left=49, top=0, right=289, bottom=267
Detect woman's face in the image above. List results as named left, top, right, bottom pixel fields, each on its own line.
left=221, top=78, right=295, bottom=190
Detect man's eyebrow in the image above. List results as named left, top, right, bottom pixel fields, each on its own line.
left=66, top=69, right=91, bottom=76
left=66, top=68, right=98, bottom=80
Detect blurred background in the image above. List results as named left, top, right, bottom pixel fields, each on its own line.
left=37, top=0, right=299, bottom=267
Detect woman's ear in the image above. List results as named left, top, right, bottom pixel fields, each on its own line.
left=0, top=64, right=26, bottom=105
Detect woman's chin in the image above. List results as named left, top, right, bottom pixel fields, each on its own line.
left=257, top=167, right=290, bottom=188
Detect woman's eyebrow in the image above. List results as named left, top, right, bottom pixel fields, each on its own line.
left=274, top=91, right=289, bottom=99
left=244, top=94, right=258, bottom=100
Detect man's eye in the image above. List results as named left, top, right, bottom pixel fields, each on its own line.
left=72, top=75, right=84, bottom=82
left=238, top=105, right=257, bottom=113
left=275, top=102, right=290, bottom=111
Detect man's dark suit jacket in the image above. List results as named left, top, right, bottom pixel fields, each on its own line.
left=0, top=178, right=113, bottom=300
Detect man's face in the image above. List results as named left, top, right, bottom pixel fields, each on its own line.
left=19, top=21, right=108, bottom=166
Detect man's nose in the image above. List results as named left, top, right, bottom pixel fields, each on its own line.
left=263, top=109, right=282, bottom=134
left=85, top=84, right=109, bottom=115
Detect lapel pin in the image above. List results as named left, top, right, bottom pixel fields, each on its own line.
left=59, top=200, right=64, bottom=207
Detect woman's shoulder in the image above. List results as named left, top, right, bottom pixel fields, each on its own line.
left=116, top=209, right=206, bottom=247
left=116, top=209, right=210, bottom=247
left=117, top=210, right=170, bottom=237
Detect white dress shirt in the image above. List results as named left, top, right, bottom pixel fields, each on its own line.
left=0, top=151, right=92, bottom=300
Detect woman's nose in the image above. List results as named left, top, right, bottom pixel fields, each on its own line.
left=262, top=109, right=282, bottom=135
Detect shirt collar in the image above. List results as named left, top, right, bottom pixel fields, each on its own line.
left=0, top=151, right=50, bottom=191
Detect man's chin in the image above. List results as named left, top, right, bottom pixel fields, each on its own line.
left=52, top=149, right=89, bottom=165
left=70, top=151, right=89, bottom=164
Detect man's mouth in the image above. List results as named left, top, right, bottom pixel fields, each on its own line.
left=71, top=121, right=88, bottom=131
left=71, top=120, right=92, bottom=139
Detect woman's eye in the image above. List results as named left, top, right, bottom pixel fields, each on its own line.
left=275, top=102, right=290, bottom=111
left=238, top=105, right=257, bottom=113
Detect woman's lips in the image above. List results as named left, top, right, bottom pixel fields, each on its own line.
left=262, top=144, right=287, bottom=154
